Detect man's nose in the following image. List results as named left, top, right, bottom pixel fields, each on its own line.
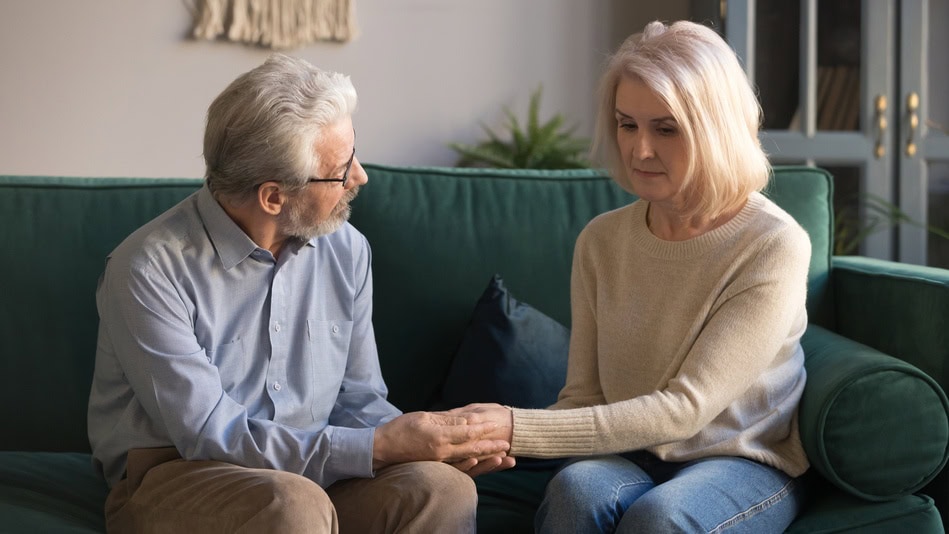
left=348, top=157, right=368, bottom=189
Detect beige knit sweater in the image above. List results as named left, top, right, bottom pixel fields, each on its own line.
left=511, top=192, right=811, bottom=477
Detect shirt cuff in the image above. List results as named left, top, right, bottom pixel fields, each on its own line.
left=328, top=426, right=375, bottom=479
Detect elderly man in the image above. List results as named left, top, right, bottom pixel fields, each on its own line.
left=88, top=54, right=511, bottom=533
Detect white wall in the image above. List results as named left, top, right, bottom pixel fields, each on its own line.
left=0, top=1, right=687, bottom=178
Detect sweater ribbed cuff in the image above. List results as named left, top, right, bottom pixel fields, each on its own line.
left=510, top=408, right=596, bottom=458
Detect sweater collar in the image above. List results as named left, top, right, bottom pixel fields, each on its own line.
left=632, top=192, right=766, bottom=259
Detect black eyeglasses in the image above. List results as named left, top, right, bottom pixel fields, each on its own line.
left=307, top=146, right=356, bottom=188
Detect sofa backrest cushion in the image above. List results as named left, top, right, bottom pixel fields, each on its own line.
left=0, top=165, right=833, bottom=451
left=0, top=177, right=203, bottom=452
left=349, top=164, right=834, bottom=411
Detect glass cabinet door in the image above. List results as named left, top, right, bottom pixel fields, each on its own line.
left=898, top=0, right=949, bottom=268
left=727, top=0, right=895, bottom=259
left=753, top=0, right=864, bottom=134
left=727, top=0, right=949, bottom=266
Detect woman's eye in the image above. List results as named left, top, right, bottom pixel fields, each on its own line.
left=657, top=126, right=677, bottom=136
left=619, top=122, right=637, bottom=131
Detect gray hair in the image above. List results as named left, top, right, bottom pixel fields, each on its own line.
left=203, top=54, right=357, bottom=200
left=593, top=21, right=770, bottom=221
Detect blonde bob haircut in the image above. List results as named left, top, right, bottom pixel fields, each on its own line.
left=593, top=20, right=770, bottom=221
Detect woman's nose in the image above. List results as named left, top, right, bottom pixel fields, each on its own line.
left=634, top=133, right=655, bottom=160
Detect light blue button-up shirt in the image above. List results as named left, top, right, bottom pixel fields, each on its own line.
left=88, top=185, right=401, bottom=488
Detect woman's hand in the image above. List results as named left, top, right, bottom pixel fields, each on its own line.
left=443, top=403, right=514, bottom=443
left=372, top=411, right=509, bottom=471
left=433, top=403, right=516, bottom=477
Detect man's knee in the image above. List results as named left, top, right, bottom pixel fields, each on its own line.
left=405, top=461, right=477, bottom=509
left=330, top=462, right=476, bottom=533
left=399, top=462, right=477, bottom=533
left=246, top=469, right=337, bottom=532
left=107, top=461, right=337, bottom=533
left=382, top=461, right=477, bottom=524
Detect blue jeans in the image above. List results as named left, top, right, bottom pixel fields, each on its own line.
left=535, top=452, right=803, bottom=533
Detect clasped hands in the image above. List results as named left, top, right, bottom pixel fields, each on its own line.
left=373, top=403, right=514, bottom=477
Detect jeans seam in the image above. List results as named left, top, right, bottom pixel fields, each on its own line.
left=611, top=480, right=652, bottom=501
left=610, top=479, right=652, bottom=523
left=707, top=478, right=795, bottom=534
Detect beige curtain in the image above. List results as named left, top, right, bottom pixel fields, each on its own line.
left=191, top=0, right=357, bottom=50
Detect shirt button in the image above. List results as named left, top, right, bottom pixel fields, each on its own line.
left=274, top=322, right=281, bottom=332
left=332, top=324, right=340, bottom=334
left=273, top=382, right=281, bottom=391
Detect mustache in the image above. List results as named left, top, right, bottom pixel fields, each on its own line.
left=333, top=186, right=359, bottom=215
left=340, top=186, right=359, bottom=206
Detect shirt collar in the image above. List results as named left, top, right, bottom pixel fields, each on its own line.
left=196, top=185, right=262, bottom=270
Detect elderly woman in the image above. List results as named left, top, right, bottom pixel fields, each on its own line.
left=455, top=20, right=811, bottom=533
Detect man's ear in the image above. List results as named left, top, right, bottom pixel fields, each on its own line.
left=256, top=182, right=287, bottom=215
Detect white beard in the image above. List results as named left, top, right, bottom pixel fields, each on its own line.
left=280, top=188, right=357, bottom=241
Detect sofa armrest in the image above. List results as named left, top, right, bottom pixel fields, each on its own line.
left=799, top=325, right=949, bottom=501
left=831, top=255, right=949, bottom=388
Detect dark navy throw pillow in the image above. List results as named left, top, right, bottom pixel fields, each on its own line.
left=434, top=274, right=570, bottom=410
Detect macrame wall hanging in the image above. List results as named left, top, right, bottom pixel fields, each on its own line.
left=190, top=0, right=357, bottom=50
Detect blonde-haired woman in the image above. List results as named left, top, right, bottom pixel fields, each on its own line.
left=454, top=20, right=810, bottom=532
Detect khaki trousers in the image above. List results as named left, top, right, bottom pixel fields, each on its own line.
left=105, top=448, right=478, bottom=534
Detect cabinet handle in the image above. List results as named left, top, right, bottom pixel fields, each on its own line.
left=874, top=94, right=887, bottom=159
left=906, top=92, right=919, bottom=157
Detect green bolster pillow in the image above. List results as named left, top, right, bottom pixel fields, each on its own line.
left=800, top=325, right=949, bottom=501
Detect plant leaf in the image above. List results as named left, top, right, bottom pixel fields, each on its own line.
left=449, top=143, right=516, bottom=168
left=449, top=83, right=590, bottom=169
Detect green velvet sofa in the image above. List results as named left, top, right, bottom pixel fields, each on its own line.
left=1, top=165, right=947, bottom=533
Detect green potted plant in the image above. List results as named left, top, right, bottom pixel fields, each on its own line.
left=449, top=86, right=590, bottom=169
left=834, top=194, right=949, bottom=255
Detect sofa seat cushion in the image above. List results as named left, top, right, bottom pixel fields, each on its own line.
left=800, top=326, right=949, bottom=501
left=785, top=475, right=944, bottom=533
left=474, top=468, right=556, bottom=534
left=0, top=451, right=107, bottom=532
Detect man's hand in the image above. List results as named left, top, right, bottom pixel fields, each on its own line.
left=372, top=411, right=510, bottom=471
left=449, top=453, right=517, bottom=477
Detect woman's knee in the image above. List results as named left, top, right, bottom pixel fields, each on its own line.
left=546, top=456, right=652, bottom=506
left=543, top=461, right=601, bottom=508
left=617, top=478, right=803, bottom=534
left=618, top=491, right=701, bottom=533
left=537, top=457, right=654, bottom=534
